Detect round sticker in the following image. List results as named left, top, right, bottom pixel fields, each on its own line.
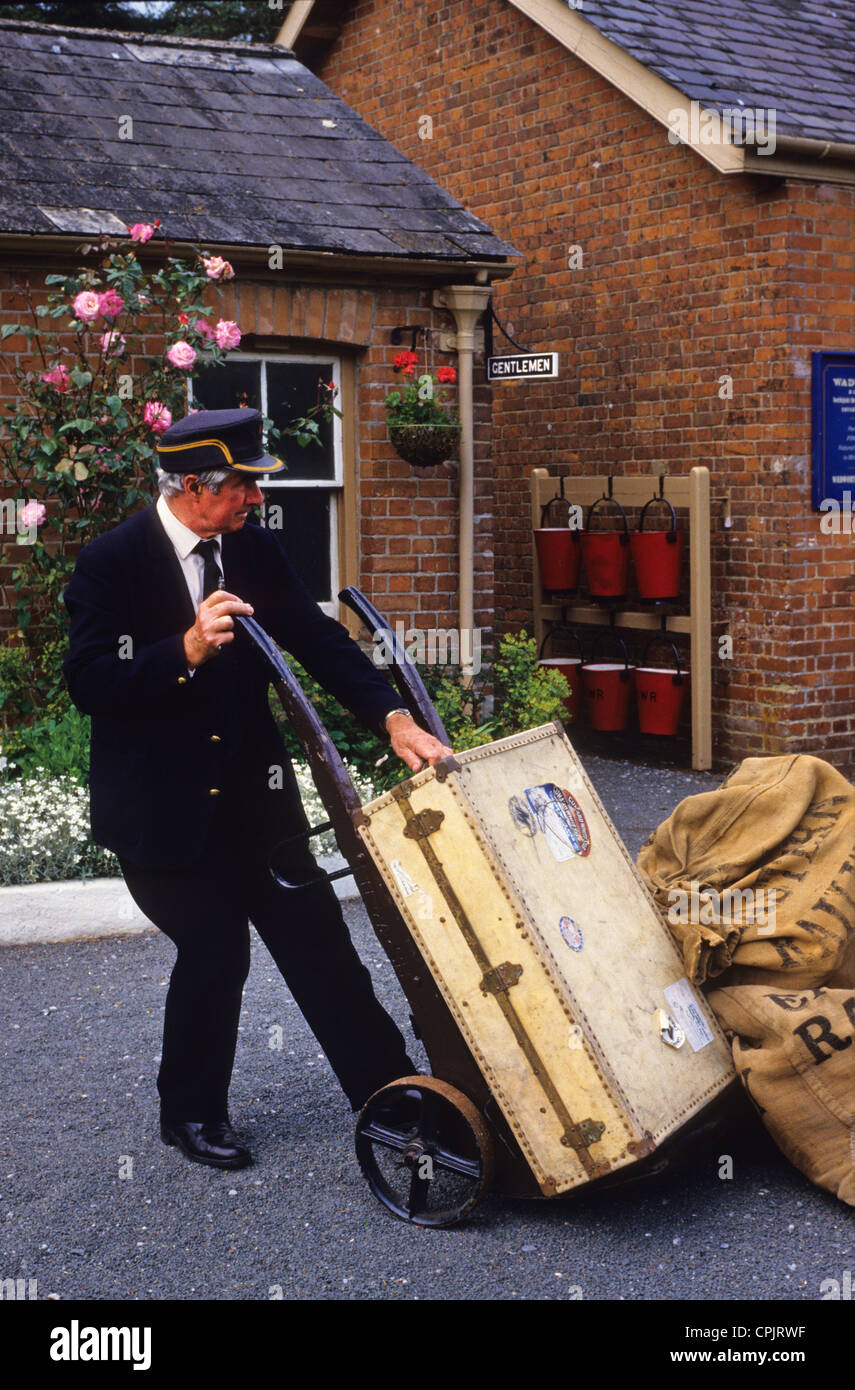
left=559, top=915, right=584, bottom=951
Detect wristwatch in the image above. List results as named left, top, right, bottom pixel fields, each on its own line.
left=384, top=707, right=412, bottom=730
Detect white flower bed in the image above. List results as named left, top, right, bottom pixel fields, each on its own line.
left=0, top=762, right=378, bottom=886
left=0, top=770, right=115, bottom=886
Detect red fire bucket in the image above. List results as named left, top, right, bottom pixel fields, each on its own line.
left=634, top=637, right=688, bottom=736
left=534, top=529, right=581, bottom=591
left=581, top=633, right=635, bottom=731
left=630, top=496, right=683, bottom=601
left=581, top=496, right=630, bottom=597
left=539, top=627, right=585, bottom=723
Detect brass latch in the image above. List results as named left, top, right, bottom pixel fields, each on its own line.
left=480, top=961, right=523, bottom=996
left=561, top=1119, right=606, bottom=1149
left=403, top=808, right=445, bottom=839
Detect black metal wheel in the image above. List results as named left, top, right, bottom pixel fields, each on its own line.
left=355, top=1075, right=493, bottom=1227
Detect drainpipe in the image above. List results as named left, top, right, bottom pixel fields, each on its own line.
left=432, top=283, right=492, bottom=683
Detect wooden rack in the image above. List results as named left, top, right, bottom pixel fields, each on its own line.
left=530, top=467, right=712, bottom=770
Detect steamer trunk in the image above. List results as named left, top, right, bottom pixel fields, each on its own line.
left=356, top=724, right=735, bottom=1195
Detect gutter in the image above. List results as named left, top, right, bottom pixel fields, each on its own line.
left=0, top=234, right=517, bottom=286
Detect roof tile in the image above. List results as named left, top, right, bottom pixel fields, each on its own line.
left=0, top=18, right=517, bottom=262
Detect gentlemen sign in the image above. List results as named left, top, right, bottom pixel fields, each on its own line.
left=812, top=351, right=855, bottom=508
left=487, top=352, right=559, bottom=382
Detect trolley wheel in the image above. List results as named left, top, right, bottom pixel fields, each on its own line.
left=355, top=1075, right=493, bottom=1228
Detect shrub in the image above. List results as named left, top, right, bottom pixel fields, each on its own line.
left=2, top=704, right=91, bottom=784
left=272, top=628, right=569, bottom=798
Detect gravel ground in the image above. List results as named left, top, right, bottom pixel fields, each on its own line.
left=1, top=752, right=852, bottom=1304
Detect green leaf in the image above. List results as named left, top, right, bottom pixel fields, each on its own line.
left=0, top=323, right=22, bottom=340
left=70, top=369, right=93, bottom=388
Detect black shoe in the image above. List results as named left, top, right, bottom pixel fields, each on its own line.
left=160, top=1119, right=252, bottom=1170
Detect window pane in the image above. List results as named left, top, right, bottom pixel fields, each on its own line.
left=266, top=360, right=336, bottom=481
left=261, top=487, right=332, bottom=604
left=192, top=359, right=261, bottom=412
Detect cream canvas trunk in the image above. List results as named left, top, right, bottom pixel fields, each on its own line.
left=357, top=724, right=735, bottom=1196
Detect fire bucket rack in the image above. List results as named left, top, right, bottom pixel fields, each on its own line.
left=530, top=467, right=712, bottom=770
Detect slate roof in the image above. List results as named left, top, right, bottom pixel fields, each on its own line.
left=286, top=0, right=855, bottom=149
left=0, top=19, right=517, bottom=262
left=563, top=0, right=855, bottom=147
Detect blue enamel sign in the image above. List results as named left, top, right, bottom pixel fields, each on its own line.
left=812, top=351, right=855, bottom=509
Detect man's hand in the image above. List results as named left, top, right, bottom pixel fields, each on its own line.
left=385, top=711, right=453, bottom=773
left=184, top=590, right=254, bottom=668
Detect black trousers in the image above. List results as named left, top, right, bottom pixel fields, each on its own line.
left=118, top=801, right=414, bottom=1121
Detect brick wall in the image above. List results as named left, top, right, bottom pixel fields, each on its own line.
left=0, top=263, right=494, bottom=657
left=317, top=0, right=855, bottom=772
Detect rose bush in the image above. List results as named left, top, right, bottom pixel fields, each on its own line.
left=0, top=223, right=338, bottom=723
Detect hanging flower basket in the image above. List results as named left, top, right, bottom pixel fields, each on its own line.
left=388, top=420, right=461, bottom=468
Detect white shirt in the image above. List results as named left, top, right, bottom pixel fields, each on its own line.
left=156, top=493, right=223, bottom=611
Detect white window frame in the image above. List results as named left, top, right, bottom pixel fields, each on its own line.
left=191, top=350, right=343, bottom=615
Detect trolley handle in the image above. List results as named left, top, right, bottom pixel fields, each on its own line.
left=338, top=586, right=451, bottom=746
left=235, top=612, right=363, bottom=890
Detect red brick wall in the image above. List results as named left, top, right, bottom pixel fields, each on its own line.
left=317, top=0, right=855, bottom=772
left=0, top=264, right=494, bottom=654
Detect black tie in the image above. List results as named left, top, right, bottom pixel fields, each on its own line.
left=193, top=539, right=222, bottom=599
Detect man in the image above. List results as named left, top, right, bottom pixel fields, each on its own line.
left=63, top=407, right=450, bottom=1171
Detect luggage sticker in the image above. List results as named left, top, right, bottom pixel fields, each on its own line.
left=559, top=915, right=584, bottom=952
left=390, top=860, right=434, bottom=921
left=663, top=978, right=715, bottom=1052
left=509, top=783, right=591, bottom=861
left=390, top=859, right=418, bottom=897
left=656, top=1008, right=686, bottom=1050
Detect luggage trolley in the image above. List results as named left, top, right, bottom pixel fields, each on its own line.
left=237, top=592, right=735, bottom=1228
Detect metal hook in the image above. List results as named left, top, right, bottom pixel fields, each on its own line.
left=390, top=325, right=425, bottom=352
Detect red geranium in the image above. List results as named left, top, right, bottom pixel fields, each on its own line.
left=436, top=366, right=457, bottom=384
left=393, top=350, right=418, bottom=376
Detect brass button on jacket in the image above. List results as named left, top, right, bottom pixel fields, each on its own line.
left=208, top=788, right=221, bottom=797
left=209, top=734, right=222, bottom=743
left=177, top=676, right=188, bottom=685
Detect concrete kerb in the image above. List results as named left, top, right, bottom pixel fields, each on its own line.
left=0, top=854, right=358, bottom=946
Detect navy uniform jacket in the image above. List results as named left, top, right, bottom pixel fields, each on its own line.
left=62, top=503, right=402, bottom=870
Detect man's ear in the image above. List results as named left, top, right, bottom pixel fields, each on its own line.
left=184, top=475, right=202, bottom=496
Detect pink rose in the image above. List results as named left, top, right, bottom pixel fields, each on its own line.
left=201, top=256, right=234, bottom=281
left=214, top=319, right=241, bottom=351
left=98, top=289, right=125, bottom=318
left=99, top=331, right=126, bottom=356
left=128, top=223, right=156, bottom=243
left=72, top=290, right=101, bottom=322
left=194, top=317, right=215, bottom=339
left=19, top=501, right=47, bottom=528
left=41, top=364, right=70, bottom=391
left=166, top=340, right=196, bottom=370
left=144, top=400, right=172, bottom=433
